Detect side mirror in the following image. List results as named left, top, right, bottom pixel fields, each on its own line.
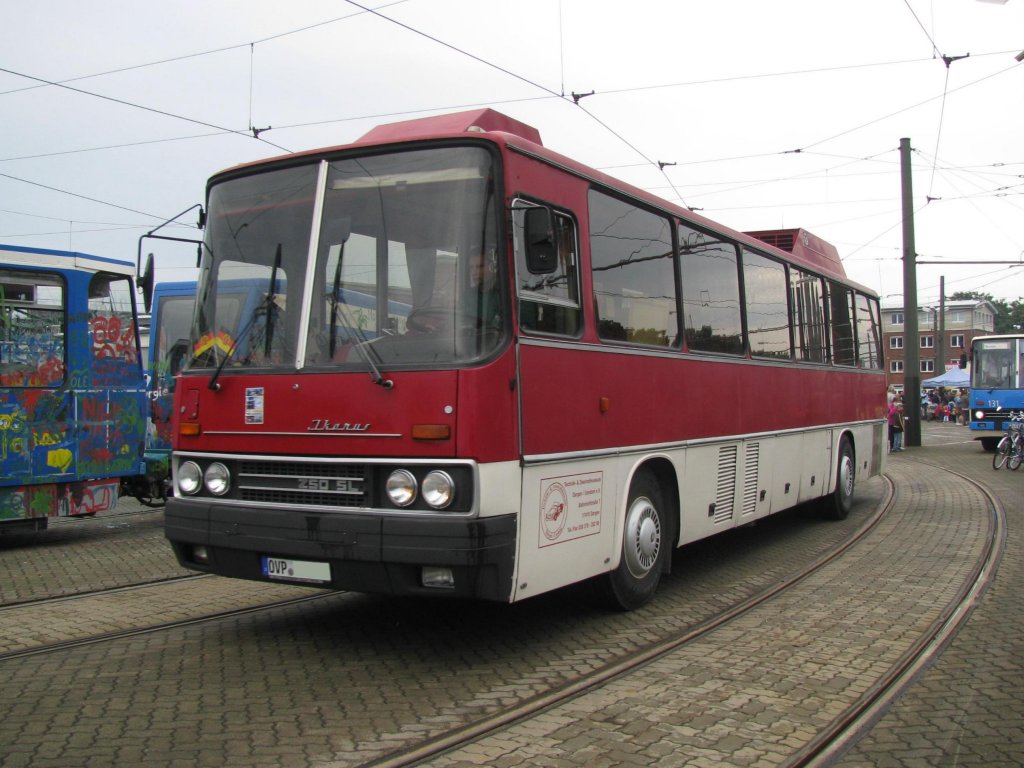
left=166, top=339, right=190, bottom=391
left=524, top=207, right=557, bottom=275
left=139, top=253, right=155, bottom=313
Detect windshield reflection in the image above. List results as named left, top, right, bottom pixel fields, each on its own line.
left=189, top=146, right=504, bottom=373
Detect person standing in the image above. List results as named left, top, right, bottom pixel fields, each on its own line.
left=892, top=402, right=906, bottom=451
left=887, top=398, right=898, bottom=452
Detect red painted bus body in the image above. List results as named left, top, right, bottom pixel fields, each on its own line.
left=165, top=109, right=886, bottom=608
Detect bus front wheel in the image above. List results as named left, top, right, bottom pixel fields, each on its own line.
left=603, top=470, right=666, bottom=611
left=824, top=436, right=855, bottom=521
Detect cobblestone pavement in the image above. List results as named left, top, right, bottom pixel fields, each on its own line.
left=392, top=422, right=1017, bottom=768
left=0, top=421, right=1018, bottom=767
left=836, top=422, right=1023, bottom=768
left=0, top=506, right=189, bottom=604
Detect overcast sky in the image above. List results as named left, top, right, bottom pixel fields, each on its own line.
left=2, top=0, right=1022, bottom=307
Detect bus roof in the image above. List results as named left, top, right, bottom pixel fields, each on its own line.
left=973, top=334, right=1024, bottom=342
left=357, top=108, right=543, bottom=146
left=209, top=109, right=871, bottom=294
left=743, top=229, right=846, bottom=278
left=0, top=244, right=135, bottom=277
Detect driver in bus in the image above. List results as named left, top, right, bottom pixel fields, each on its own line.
left=469, top=248, right=500, bottom=328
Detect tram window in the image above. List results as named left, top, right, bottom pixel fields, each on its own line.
left=791, top=269, right=827, bottom=363
left=589, top=191, right=677, bottom=347
left=0, top=270, right=65, bottom=387
left=855, top=293, right=882, bottom=369
left=514, top=203, right=581, bottom=337
left=742, top=250, right=791, bottom=359
left=679, top=223, right=743, bottom=355
left=89, top=273, right=139, bottom=384
left=828, top=281, right=857, bottom=366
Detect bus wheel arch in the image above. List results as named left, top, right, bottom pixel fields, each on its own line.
left=603, top=459, right=677, bottom=611
left=824, top=432, right=856, bottom=521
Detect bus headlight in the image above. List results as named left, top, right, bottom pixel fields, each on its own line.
left=386, top=469, right=417, bottom=507
left=974, top=410, right=984, bottom=420
left=204, top=462, right=231, bottom=496
left=422, top=471, right=455, bottom=509
left=178, top=461, right=202, bottom=495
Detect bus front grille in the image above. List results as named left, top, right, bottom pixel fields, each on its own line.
left=236, top=460, right=369, bottom=508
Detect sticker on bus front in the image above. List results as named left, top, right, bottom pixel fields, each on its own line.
left=261, top=556, right=331, bottom=584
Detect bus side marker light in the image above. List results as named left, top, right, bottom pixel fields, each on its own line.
left=180, top=422, right=202, bottom=437
left=412, top=424, right=450, bottom=440
left=422, top=566, right=455, bottom=589
left=599, top=397, right=610, bottom=413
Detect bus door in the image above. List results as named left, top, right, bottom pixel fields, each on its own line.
left=510, top=203, right=619, bottom=598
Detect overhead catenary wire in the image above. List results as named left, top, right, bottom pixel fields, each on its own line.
left=0, top=1, right=411, bottom=98
left=0, top=4, right=1020, bottom=300
left=0, top=65, right=292, bottom=154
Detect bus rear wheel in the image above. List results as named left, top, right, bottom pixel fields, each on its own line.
left=603, top=470, right=666, bottom=611
left=824, top=436, right=855, bottom=521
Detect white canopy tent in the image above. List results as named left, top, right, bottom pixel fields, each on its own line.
left=922, top=367, right=970, bottom=388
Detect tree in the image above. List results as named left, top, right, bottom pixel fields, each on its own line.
left=949, top=291, right=1024, bottom=333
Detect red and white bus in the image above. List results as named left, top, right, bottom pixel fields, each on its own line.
left=165, top=109, right=886, bottom=609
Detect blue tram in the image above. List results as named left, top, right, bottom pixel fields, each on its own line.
left=0, top=245, right=148, bottom=529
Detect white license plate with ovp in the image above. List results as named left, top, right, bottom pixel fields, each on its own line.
left=261, top=556, right=331, bottom=584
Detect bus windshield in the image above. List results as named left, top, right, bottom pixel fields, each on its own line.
left=190, top=145, right=503, bottom=372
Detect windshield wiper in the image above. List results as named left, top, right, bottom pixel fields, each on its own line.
left=329, top=234, right=348, bottom=359
left=326, top=222, right=392, bottom=389
left=208, top=244, right=282, bottom=391
left=328, top=289, right=394, bottom=389
left=351, top=335, right=394, bottom=389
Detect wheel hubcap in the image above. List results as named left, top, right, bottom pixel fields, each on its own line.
left=839, top=455, right=855, bottom=498
left=624, top=497, right=661, bottom=579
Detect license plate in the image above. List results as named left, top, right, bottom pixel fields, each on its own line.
left=261, top=556, right=331, bottom=584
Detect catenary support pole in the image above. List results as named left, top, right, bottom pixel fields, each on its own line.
left=901, top=138, right=921, bottom=448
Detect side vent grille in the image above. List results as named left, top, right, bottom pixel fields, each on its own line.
left=742, top=442, right=760, bottom=517
left=715, top=445, right=737, bottom=524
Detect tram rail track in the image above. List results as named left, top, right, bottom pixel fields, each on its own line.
left=0, top=589, right=337, bottom=662
left=789, top=459, right=1006, bottom=768
left=0, top=458, right=1000, bottom=768
left=354, top=476, right=895, bottom=768
left=0, top=572, right=207, bottom=612
left=356, top=464, right=1003, bottom=768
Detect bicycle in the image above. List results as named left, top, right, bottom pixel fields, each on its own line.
left=992, top=423, right=1024, bottom=470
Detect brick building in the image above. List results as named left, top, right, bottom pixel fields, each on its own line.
left=881, top=298, right=997, bottom=392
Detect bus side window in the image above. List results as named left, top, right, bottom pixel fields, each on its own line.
left=514, top=204, right=581, bottom=337
left=590, top=191, right=677, bottom=348
left=828, top=281, right=857, bottom=366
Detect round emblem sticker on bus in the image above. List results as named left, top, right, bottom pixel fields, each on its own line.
left=540, top=481, right=568, bottom=541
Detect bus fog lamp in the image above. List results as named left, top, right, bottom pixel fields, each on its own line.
left=422, top=471, right=455, bottom=509
left=192, top=545, right=210, bottom=563
left=204, top=462, right=231, bottom=496
left=178, top=461, right=202, bottom=495
left=421, top=566, right=455, bottom=589
left=386, top=470, right=418, bottom=507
